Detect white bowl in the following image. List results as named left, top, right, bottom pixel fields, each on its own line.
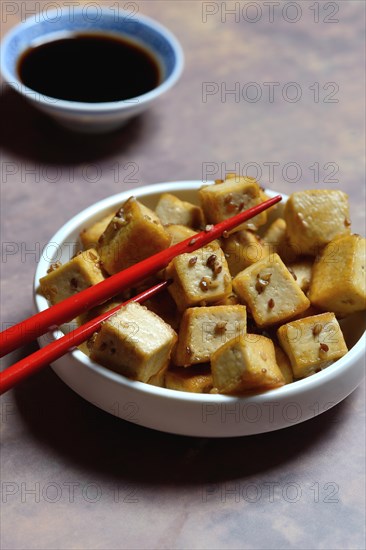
left=34, top=181, right=366, bottom=437
left=1, top=8, right=184, bottom=133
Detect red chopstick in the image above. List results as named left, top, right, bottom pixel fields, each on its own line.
left=0, top=195, right=281, bottom=358
left=0, top=280, right=169, bottom=395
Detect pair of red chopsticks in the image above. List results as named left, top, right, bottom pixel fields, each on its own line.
left=0, top=195, right=282, bottom=394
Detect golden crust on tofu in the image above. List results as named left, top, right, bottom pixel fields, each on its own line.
left=165, top=365, right=213, bottom=393
left=213, top=293, right=240, bottom=306
left=199, top=176, right=267, bottom=231
left=262, top=218, right=299, bottom=263
left=284, top=190, right=351, bottom=256
left=274, top=346, right=294, bottom=384
left=309, top=234, right=366, bottom=316
left=147, top=364, right=169, bottom=387
left=174, top=305, right=247, bottom=366
left=97, top=197, right=171, bottom=274
left=286, top=258, right=313, bottom=293
left=233, top=253, right=310, bottom=327
left=277, top=312, right=348, bottom=379
left=211, top=334, right=285, bottom=394
left=221, top=229, right=270, bottom=277
left=40, top=248, right=105, bottom=306
left=90, top=302, right=177, bottom=383
left=167, top=241, right=232, bottom=311
left=80, top=213, right=115, bottom=250
left=155, top=193, right=205, bottom=229
left=164, top=224, right=197, bottom=245
left=144, top=288, right=181, bottom=331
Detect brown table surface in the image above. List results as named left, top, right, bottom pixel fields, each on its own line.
left=1, top=2, right=365, bottom=549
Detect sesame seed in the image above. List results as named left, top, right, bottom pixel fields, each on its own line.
left=199, top=277, right=210, bottom=291
left=215, top=322, right=227, bottom=335
left=47, top=261, right=61, bottom=274
left=188, top=256, right=197, bottom=267
left=206, top=254, right=217, bottom=268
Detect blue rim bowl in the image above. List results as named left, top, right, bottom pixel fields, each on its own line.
left=1, top=7, right=184, bottom=132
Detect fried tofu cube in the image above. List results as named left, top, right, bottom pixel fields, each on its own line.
left=147, top=364, right=169, bottom=387
left=211, top=335, right=285, bottom=394
left=164, top=224, right=197, bottom=245
left=199, top=176, right=267, bottom=231
left=167, top=241, right=232, bottom=311
left=308, top=234, right=366, bottom=316
left=287, top=258, right=313, bottom=293
left=80, top=213, right=115, bottom=250
left=90, top=302, right=177, bottom=382
left=40, top=248, right=105, bottom=306
left=97, top=197, right=171, bottom=274
left=213, top=293, right=240, bottom=306
left=155, top=193, right=205, bottom=229
left=274, top=346, right=294, bottom=384
left=262, top=218, right=299, bottom=263
left=165, top=365, right=213, bottom=393
left=174, top=305, right=247, bottom=366
left=284, top=190, right=351, bottom=256
left=221, top=229, right=270, bottom=276
left=144, top=288, right=181, bottom=331
left=78, top=299, right=123, bottom=357
left=277, top=312, right=348, bottom=379
left=233, top=253, right=310, bottom=327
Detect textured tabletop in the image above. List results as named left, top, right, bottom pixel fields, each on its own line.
left=1, top=1, right=365, bottom=549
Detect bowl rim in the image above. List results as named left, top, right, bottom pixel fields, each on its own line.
left=33, top=180, right=366, bottom=406
left=0, top=7, right=184, bottom=113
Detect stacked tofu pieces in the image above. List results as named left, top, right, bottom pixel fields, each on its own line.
left=39, top=177, right=365, bottom=395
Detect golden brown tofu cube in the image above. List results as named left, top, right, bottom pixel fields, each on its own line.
left=262, top=218, right=299, bottom=263
left=277, top=312, right=348, bottom=379
left=165, top=365, right=213, bottom=393
left=233, top=253, right=310, bottom=327
left=174, top=305, right=247, bottom=366
left=213, top=293, right=240, bottom=306
left=211, top=334, right=285, bottom=394
left=97, top=197, right=171, bottom=274
left=284, top=190, right=351, bottom=256
left=199, top=176, right=267, bottom=231
left=144, top=288, right=181, bottom=331
left=80, top=213, right=115, bottom=250
left=78, top=300, right=123, bottom=357
left=274, top=346, right=294, bottom=384
left=167, top=241, right=232, bottom=311
left=221, top=229, right=270, bottom=276
left=40, top=249, right=105, bottom=306
left=309, top=234, right=366, bottom=316
left=90, top=302, right=177, bottom=383
left=147, top=364, right=169, bottom=387
left=155, top=193, right=205, bottom=229
left=286, top=258, right=313, bottom=293
left=164, top=224, right=197, bottom=246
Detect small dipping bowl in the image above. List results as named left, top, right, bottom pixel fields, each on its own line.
left=0, top=7, right=184, bottom=133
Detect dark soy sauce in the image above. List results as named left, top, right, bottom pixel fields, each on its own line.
left=17, top=33, right=161, bottom=102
